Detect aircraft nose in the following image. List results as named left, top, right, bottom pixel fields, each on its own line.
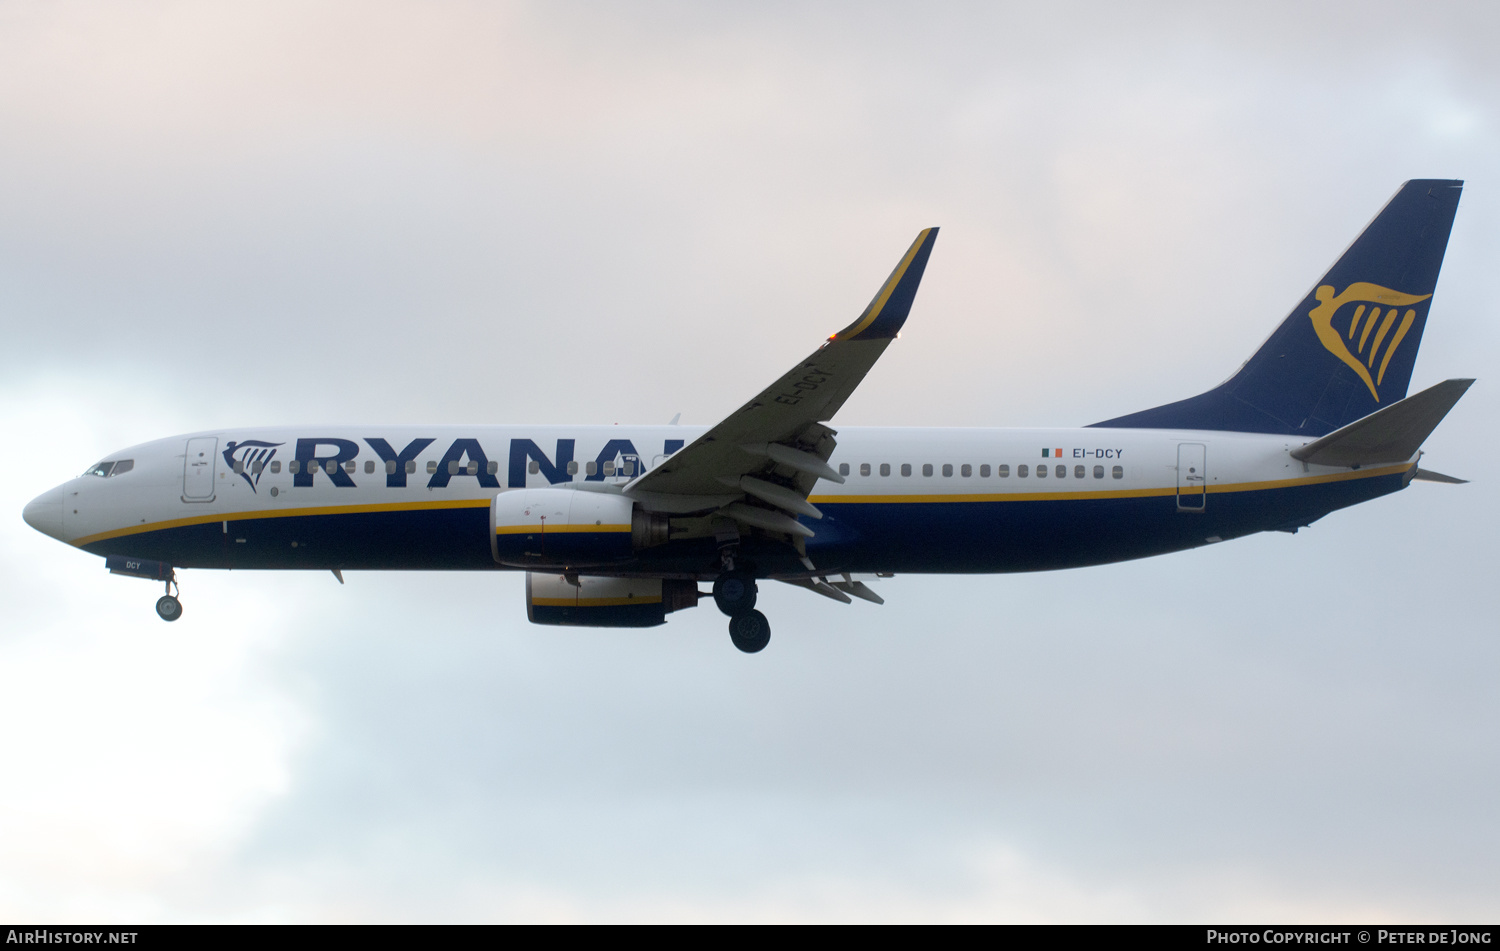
left=22, top=486, right=64, bottom=540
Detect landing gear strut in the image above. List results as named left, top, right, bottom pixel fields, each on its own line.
left=155, top=573, right=183, bottom=622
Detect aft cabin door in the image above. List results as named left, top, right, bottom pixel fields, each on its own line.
left=183, top=437, right=217, bottom=502
left=1177, top=443, right=1206, bottom=512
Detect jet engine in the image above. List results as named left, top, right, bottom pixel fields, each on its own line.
left=526, top=572, right=702, bottom=627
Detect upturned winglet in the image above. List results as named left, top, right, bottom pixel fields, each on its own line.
left=831, top=227, right=939, bottom=341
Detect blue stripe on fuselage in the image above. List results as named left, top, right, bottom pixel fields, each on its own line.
left=78, top=472, right=1405, bottom=575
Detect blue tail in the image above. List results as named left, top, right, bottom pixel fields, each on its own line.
left=1090, top=180, right=1463, bottom=436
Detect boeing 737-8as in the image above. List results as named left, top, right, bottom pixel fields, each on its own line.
left=22, top=180, right=1474, bottom=652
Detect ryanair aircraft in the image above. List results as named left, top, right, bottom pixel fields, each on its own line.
left=23, top=180, right=1473, bottom=652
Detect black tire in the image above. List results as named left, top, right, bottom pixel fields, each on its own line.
left=729, top=610, right=771, bottom=654
left=712, top=571, right=757, bottom=617
left=155, top=595, right=183, bottom=622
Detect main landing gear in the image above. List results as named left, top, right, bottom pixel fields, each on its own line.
left=155, top=574, right=183, bottom=622
left=714, top=566, right=769, bottom=653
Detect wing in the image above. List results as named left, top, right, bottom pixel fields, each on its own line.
left=626, top=228, right=938, bottom=523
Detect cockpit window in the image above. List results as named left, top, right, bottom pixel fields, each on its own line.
left=81, top=459, right=134, bottom=478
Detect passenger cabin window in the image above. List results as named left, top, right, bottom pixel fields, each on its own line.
left=1074, top=465, right=1085, bottom=479
left=879, top=463, right=890, bottom=477
left=427, top=461, right=438, bottom=474
left=603, top=461, right=615, bottom=476
left=233, top=460, right=244, bottom=474
left=901, top=464, right=912, bottom=477
left=961, top=464, right=972, bottom=477
left=942, top=464, right=953, bottom=477
left=271, top=461, right=282, bottom=474
left=979, top=464, right=990, bottom=477
left=345, top=460, right=357, bottom=474
left=998, top=464, right=1009, bottom=477
left=1113, top=465, right=1124, bottom=479
left=386, top=460, right=397, bottom=474
left=1055, top=465, right=1066, bottom=478
left=406, top=460, right=416, bottom=474
left=1093, top=465, right=1104, bottom=479
left=567, top=461, right=579, bottom=475
left=488, top=461, right=500, bottom=475
left=252, top=461, right=264, bottom=475
left=528, top=460, right=540, bottom=475
left=1016, top=464, right=1027, bottom=477
left=860, top=463, right=871, bottom=477
left=365, top=460, right=375, bottom=474
left=448, top=461, right=459, bottom=475
left=922, top=464, right=934, bottom=477
left=585, top=461, right=597, bottom=476
left=839, top=463, right=850, bottom=476
left=1035, top=464, right=1047, bottom=478
left=623, top=460, right=635, bottom=476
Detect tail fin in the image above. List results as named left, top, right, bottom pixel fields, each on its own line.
left=1091, top=180, right=1463, bottom=436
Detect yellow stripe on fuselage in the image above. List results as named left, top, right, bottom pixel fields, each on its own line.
left=72, top=463, right=1411, bottom=548
left=807, top=463, right=1412, bottom=505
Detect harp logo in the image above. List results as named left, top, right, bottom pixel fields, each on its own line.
left=1308, top=283, right=1431, bottom=402
left=222, top=440, right=283, bottom=492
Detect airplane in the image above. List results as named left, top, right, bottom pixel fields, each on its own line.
left=22, top=179, right=1474, bottom=653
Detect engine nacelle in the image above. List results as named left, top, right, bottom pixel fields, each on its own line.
left=526, top=572, right=702, bottom=627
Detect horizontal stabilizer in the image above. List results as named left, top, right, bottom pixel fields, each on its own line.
left=1412, top=467, right=1468, bottom=484
left=1291, top=378, right=1474, bottom=467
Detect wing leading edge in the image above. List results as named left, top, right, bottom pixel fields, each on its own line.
left=627, top=228, right=939, bottom=516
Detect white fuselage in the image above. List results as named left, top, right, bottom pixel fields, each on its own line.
left=29, top=424, right=1412, bottom=578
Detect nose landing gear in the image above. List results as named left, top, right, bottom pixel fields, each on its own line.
left=156, top=594, right=183, bottom=622
left=103, top=556, right=184, bottom=622
left=155, top=574, right=182, bottom=622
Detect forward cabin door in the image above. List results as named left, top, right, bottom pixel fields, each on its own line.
left=183, top=437, right=218, bottom=502
left=1176, top=443, right=1206, bottom=512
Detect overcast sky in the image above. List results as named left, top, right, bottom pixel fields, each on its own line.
left=2, top=1, right=1498, bottom=922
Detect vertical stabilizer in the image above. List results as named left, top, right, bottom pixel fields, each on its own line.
left=1091, top=180, right=1462, bottom=435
